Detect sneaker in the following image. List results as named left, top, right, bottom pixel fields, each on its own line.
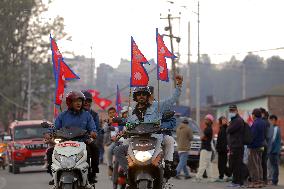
left=174, top=176, right=181, bottom=180
left=192, top=178, right=202, bottom=183
left=227, top=183, right=240, bottom=187
left=49, top=180, right=54, bottom=185
left=85, top=184, right=94, bottom=189
left=185, top=176, right=192, bottom=180
left=215, top=178, right=225, bottom=182
left=226, top=177, right=233, bottom=182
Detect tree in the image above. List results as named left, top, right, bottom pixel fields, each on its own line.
left=0, top=0, right=66, bottom=128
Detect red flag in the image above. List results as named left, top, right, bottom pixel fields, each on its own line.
left=50, top=35, right=80, bottom=80
left=156, top=28, right=176, bottom=81
left=54, top=60, right=65, bottom=105
left=88, top=89, right=100, bottom=98
left=93, top=96, right=112, bottom=110
left=130, top=37, right=150, bottom=87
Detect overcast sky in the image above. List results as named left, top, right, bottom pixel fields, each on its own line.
left=45, top=0, right=284, bottom=68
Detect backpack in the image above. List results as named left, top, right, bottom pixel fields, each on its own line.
left=243, top=121, right=253, bottom=145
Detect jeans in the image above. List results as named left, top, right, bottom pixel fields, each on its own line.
left=269, top=154, right=279, bottom=185
left=107, top=142, right=116, bottom=168
left=176, top=152, right=189, bottom=176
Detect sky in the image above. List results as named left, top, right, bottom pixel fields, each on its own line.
left=44, top=0, right=284, bottom=68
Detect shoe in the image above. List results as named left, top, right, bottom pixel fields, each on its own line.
left=192, top=178, right=202, bottom=183
left=185, top=176, right=192, bottom=180
left=226, top=177, right=233, bottom=182
left=49, top=180, right=54, bottom=185
left=174, top=176, right=181, bottom=180
left=85, top=184, right=94, bottom=189
left=215, top=178, right=225, bottom=182
left=50, top=185, right=56, bottom=189
left=227, top=183, right=240, bottom=187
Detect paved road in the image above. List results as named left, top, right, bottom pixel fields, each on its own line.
left=0, top=165, right=284, bottom=189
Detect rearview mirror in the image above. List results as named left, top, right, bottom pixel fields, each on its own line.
left=3, top=135, right=11, bottom=141
left=41, top=121, right=50, bottom=128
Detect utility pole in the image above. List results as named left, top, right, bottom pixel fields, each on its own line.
left=90, top=45, right=95, bottom=87
left=186, top=21, right=191, bottom=108
left=27, top=60, right=31, bottom=120
left=242, top=63, right=246, bottom=99
left=167, top=14, right=177, bottom=88
left=196, top=1, right=201, bottom=127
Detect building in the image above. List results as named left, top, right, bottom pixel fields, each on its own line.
left=213, top=85, right=284, bottom=139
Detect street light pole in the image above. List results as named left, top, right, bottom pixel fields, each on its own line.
left=27, top=60, right=31, bottom=120
left=186, top=21, right=191, bottom=107
left=196, top=1, right=201, bottom=126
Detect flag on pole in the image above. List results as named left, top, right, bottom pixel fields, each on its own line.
left=116, top=85, right=122, bottom=113
left=130, top=37, right=150, bottom=87
left=50, top=35, right=80, bottom=118
left=88, top=89, right=112, bottom=110
left=156, top=28, right=176, bottom=81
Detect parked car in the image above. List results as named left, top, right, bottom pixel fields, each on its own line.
left=5, top=120, right=49, bottom=174
left=173, top=116, right=201, bottom=172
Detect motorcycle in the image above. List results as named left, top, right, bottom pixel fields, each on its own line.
left=0, top=143, right=7, bottom=170
left=125, top=122, right=168, bottom=189
left=41, top=122, right=94, bottom=189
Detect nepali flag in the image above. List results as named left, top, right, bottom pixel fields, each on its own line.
left=88, top=89, right=100, bottom=98
left=94, top=96, right=112, bottom=110
left=116, top=85, right=122, bottom=113
left=156, top=28, right=176, bottom=82
left=130, top=37, right=150, bottom=87
left=50, top=35, right=80, bottom=106
left=50, top=35, right=80, bottom=81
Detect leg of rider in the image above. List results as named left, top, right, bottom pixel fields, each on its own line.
left=46, top=147, right=54, bottom=176
left=113, top=145, right=129, bottom=171
left=85, top=144, right=92, bottom=181
left=163, top=135, right=176, bottom=177
left=87, top=141, right=100, bottom=181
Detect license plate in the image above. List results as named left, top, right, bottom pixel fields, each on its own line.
left=189, top=151, right=199, bottom=156
left=31, top=152, right=45, bottom=156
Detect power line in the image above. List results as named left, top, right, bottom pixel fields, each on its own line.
left=0, top=92, right=27, bottom=110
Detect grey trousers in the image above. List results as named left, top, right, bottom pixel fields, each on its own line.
left=248, top=148, right=263, bottom=182
left=113, top=145, right=129, bottom=171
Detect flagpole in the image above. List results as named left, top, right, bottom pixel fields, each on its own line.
left=158, top=79, right=160, bottom=113
left=127, top=87, right=132, bottom=117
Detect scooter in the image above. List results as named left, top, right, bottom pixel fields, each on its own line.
left=41, top=122, right=94, bottom=189
left=126, top=123, right=167, bottom=189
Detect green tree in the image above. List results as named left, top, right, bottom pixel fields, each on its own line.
left=0, top=0, right=66, bottom=129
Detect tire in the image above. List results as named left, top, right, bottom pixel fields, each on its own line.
left=137, top=180, right=148, bottom=189
left=62, top=183, right=73, bottom=189
left=12, top=163, right=20, bottom=174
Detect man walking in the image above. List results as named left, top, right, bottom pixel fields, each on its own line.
left=175, top=119, right=193, bottom=179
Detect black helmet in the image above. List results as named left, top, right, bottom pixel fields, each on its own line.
left=81, top=90, right=93, bottom=102
left=133, top=86, right=151, bottom=102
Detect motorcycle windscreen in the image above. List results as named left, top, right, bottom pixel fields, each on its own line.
left=131, top=137, right=157, bottom=151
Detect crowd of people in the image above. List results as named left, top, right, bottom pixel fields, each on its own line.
left=44, top=74, right=282, bottom=188
left=174, top=104, right=282, bottom=188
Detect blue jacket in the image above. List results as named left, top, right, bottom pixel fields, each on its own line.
left=269, top=125, right=281, bottom=155
left=248, top=118, right=265, bottom=149
left=128, top=86, right=181, bottom=123
left=55, top=110, right=97, bottom=133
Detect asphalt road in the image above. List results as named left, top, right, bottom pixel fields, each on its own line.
left=0, top=164, right=284, bottom=189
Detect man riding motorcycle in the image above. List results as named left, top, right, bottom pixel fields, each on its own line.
left=48, top=91, right=98, bottom=188
left=114, top=75, right=183, bottom=179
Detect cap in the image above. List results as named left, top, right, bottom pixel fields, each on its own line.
left=205, top=114, right=214, bottom=122
left=229, top=104, right=238, bottom=110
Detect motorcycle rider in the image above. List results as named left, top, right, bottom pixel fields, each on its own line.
left=81, top=90, right=101, bottom=183
left=52, top=91, right=98, bottom=187
left=114, top=75, right=183, bottom=179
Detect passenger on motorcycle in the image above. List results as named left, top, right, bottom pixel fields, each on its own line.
left=53, top=91, right=98, bottom=184
left=114, top=75, right=183, bottom=179
left=81, top=90, right=101, bottom=183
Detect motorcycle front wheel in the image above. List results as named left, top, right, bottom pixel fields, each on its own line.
left=61, top=183, right=72, bottom=189
left=137, top=180, right=149, bottom=189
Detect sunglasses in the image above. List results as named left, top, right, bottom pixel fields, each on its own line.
left=136, top=91, right=148, bottom=96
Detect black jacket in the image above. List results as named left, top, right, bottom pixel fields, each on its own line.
left=216, top=124, right=228, bottom=152
left=227, top=114, right=244, bottom=149
left=201, top=125, right=213, bottom=151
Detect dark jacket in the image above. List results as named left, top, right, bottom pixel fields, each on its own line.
left=216, top=124, right=228, bottom=152
left=227, top=114, right=244, bottom=149
left=262, top=117, right=270, bottom=148
left=248, top=118, right=265, bottom=149
left=201, top=125, right=213, bottom=151
left=88, top=109, right=100, bottom=133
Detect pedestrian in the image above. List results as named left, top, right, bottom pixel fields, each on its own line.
left=215, top=116, right=229, bottom=182
left=247, top=108, right=265, bottom=188
left=195, top=114, right=214, bottom=182
left=175, top=119, right=193, bottom=180
left=226, top=104, right=245, bottom=187
left=268, top=115, right=281, bottom=186
left=259, top=107, right=270, bottom=185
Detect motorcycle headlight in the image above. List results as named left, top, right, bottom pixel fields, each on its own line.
left=54, top=138, right=62, bottom=144
left=76, top=151, right=84, bottom=162
left=60, top=156, right=76, bottom=169
left=133, top=150, right=154, bottom=162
